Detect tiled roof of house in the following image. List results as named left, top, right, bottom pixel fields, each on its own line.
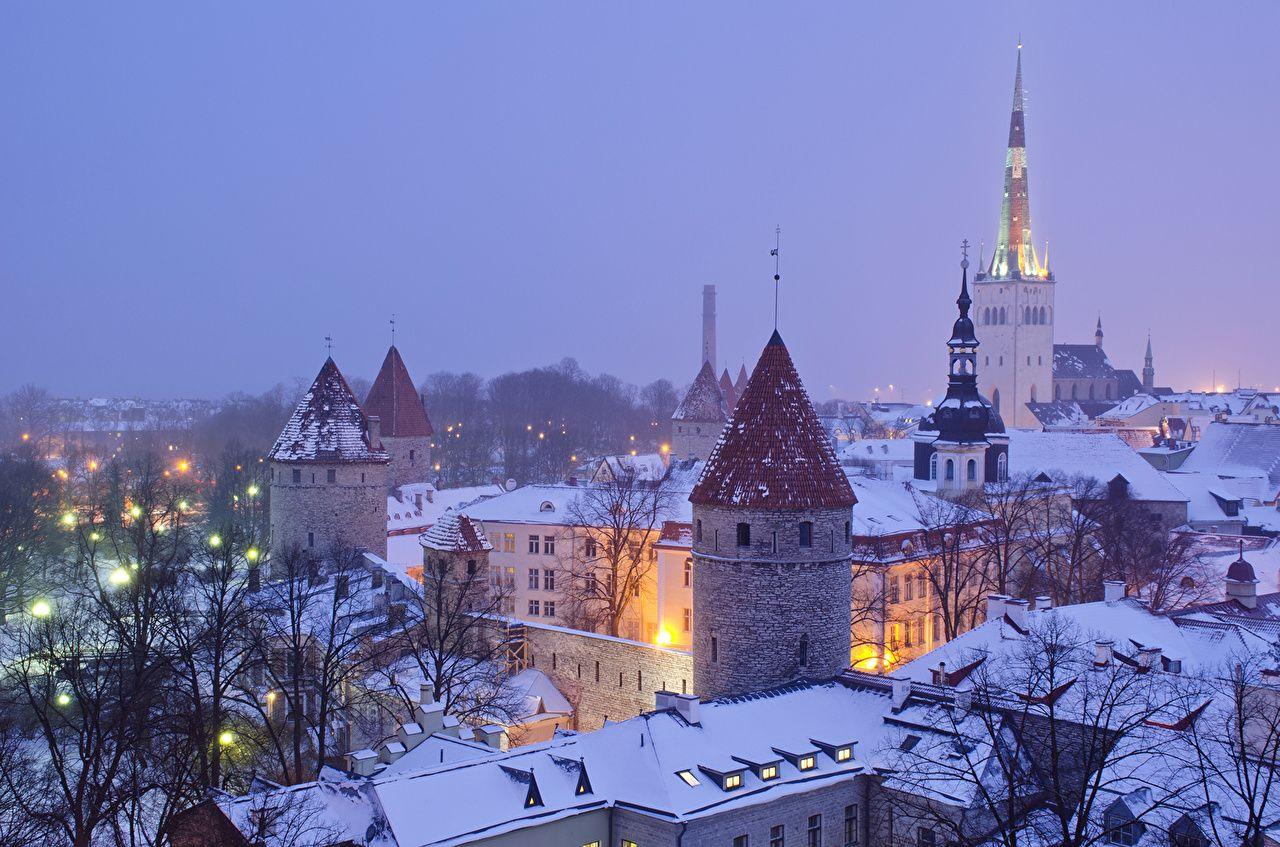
left=268, top=358, right=390, bottom=464
left=673, top=361, right=729, bottom=423
left=691, top=331, right=857, bottom=509
left=364, top=345, right=433, bottom=438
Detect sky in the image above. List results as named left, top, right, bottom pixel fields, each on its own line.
left=1, top=3, right=1278, bottom=403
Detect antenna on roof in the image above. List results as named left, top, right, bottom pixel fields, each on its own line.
left=770, top=225, right=782, bottom=330
left=324, top=335, right=334, bottom=356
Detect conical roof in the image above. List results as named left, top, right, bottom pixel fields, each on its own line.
left=735, top=364, right=749, bottom=394
left=364, top=345, right=433, bottom=438
left=673, top=361, right=729, bottom=423
left=690, top=331, right=856, bottom=509
left=719, top=369, right=738, bottom=413
left=1226, top=542, right=1258, bottom=584
left=420, top=509, right=492, bottom=553
left=268, top=358, right=390, bottom=464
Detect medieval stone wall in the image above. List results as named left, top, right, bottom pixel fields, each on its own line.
left=671, top=419, right=724, bottom=462
left=269, top=460, right=388, bottom=560
left=382, top=434, right=432, bottom=489
left=692, top=504, right=853, bottom=699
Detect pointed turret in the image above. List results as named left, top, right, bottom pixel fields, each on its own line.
left=1095, top=315, right=1105, bottom=349
left=269, top=358, right=389, bottom=464
left=365, top=345, right=434, bottom=487
left=718, top=368, right=738, bottom=413
left=981, top=43, right=1048, bottom=282
left=1142, top=334, right=1155, bottom=392
left=671, top=361, right=729, bottom=461
left=735, top=363, right=749, bottom=395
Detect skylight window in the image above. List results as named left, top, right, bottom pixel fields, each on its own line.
left=798, top=754, right=816, bottom=771
left=676, top=770, right=700, bottom=786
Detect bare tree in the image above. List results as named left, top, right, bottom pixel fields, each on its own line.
left=910, top=487, right=993, bottom=641
left=976, top=473, right=1043, bottom=597
left=562, top=471, right=675, bottom=638
left=0, top=452, right=62, bottom=618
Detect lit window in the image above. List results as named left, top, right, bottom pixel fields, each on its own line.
left=622, top=841, right=638, bottom=847
left=760, top=764, right=778, bottom=780
left=503, top=533, right=515, bottom=553
left=676, top=770, right=699, bottom=786
left=835, top=747, right=852, bottom=762
left=723, top=773, right=742, bottom=790
left=798, top=754, right=815, bottom=771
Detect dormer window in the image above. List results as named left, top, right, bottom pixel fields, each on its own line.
left=539, top=501, right=555, bottom=513
left=760, top=764, right=778, bottom=780
left=835, top=747, right=852, bottom=762
left=723, top=773, right=742, bottom=790
left=798, top=755, right=815, bottom=771
left=676, top=770, right=699, bottom=786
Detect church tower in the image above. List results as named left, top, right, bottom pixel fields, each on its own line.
left=364, top=345, right=434, bottom=489
left=1142, top=334, right=1156, bottom=392
left=972, top=43, right=1055, bottom=429
left=689, top=331, right=857, bottom=699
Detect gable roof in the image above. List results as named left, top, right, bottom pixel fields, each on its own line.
left=1054, top=344, right=1118, bottom=380
left=691, top=331, right=857, bottom=509
left=1179, top=422, right=1280, bottom=491
left=364, top=345, right=433, bottom=438
left=673, top=361, right=729, bottom=423
left=268, top=358, right=390, bottom=464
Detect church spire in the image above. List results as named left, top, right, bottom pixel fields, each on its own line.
left=983, top=42, right=1048, bottom=282
left=1143, top=333, right=1156, bottom=391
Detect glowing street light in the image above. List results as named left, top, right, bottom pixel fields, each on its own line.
left=178, top=500, right=189, bottom=511
left=30, top=600, right=51, bottom=618
left=246, top=548, right=260, bottom=562
left=129, top=506, right=143, bottom=520
left=655, top=628, right=673, bottom=646
left=247, top=484, right=260, bottom=497
left=108, top=567, right=131, bottom=586
left=218, top=730, right=236, bottom=746
left=55, top=692, right=72, bottom=707
left=208, top=534, right=223, bottom=548
left=60, top=512, right=76, bottom=527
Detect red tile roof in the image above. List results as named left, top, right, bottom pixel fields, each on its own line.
left=691, top=331, right=857, bottom=510
left=268, top=358, right=390, bottom=464
left=364, top=346, right=433, bottom=438
left=719, top=369, right=738, bottom=413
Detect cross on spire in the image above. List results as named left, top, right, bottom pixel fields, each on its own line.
left=961, top=238, right=970, bottom=269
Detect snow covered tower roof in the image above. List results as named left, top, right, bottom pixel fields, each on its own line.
left=364, top=345, right=433, bottom=438
left=690, top=331, right=856, bottom=509
left=420, top=509, right=492, bottom=553
left=673, top=361, right=729, bottom=423
left=268, top=358, right=390, bottom=464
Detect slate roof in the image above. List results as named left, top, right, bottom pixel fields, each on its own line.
left=1179, top=422, right=1280, bottom=491
left=672, top=361, right=729, bottom=422
left=268, top=358, right=390, bottom=464
left=364, top=345, right=433, bottom=438
left=1053, top=344, right=1118, bottom=380
left=419, top=509, right=493, bottom=554
left=1026, top=400, right=1088, bottom=428
left=690, top=331, right=857, bottom=509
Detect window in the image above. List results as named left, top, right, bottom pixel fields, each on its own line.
left=528, top=535, right=539, bottom=554
left=844, top=804, right=858, bottom=846
left=723, top=773, right=742, bottom=790
left=528, top=568, right=540, bottom=590
left=844, top=521, right=851, bottom=542
left=544, top=601, right=555, bottom=617
left=307, top=531, right=314, bottom=548
left=904, top=622, right=913, bottom=648
left=889, top=575, right=900, bottom=604
left=734, top=837, right=749, bottom=847
left=929, top=452, right=937, bottom=480
left=967, top=458, right=977, bottom=481
left=292, top=468, right=302, bottom=484
left=799, top=521, right=813, bottom=548
left=528, top=600, right=540, bottom=616
left=836, top=746, right=852, bottom=762
left=711, top=636, right=719, bottom=663
left=919, top=827, right=936, bottom=847
left=904, top=574, right=914, bottom=602
left=622, top=841, right=638, bottom=847
left=543, top=536, right=555, bottom=555
left=945, top=458, right=955, bottom=481
left=798, top=754, right=815, bottom=771
left=503, top=533, right=515, bottom=553
left=997, top=452, right=1008, bottom=482
left=409, top=449, right=415, bottom=463
left=915, top=617, right=925, bottom=645
left=585, top=538, right=597, bottom=558
left=771, top=824, right=786, bottom=847
left=544, top=569, right=555, bottom=590
left=466, top=559, right=477, bottom=576
left=736, top=523, right=750, bottom=547
left=676, top=769, right=699, bottom=786
left=684, top=558, right=692, bottom=587
left=808, top=814, right=823, bottom=847
left=761, top=764, right=778, bottom=780
left=695, top=519, right=702, bottom=543
left=326, top=468, right=336, bottom=483
left=933, top=615, right=943, bottom=641
left=916, top=573, right=925, bottom=598
left=683, top=608, right=692, bottom=632
left=1105, top=812, right=1142, bottom=846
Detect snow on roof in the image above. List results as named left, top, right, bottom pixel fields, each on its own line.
left=420, top=509, right=492, bottom=553
left=691, top=331, right=856, bottom=510
left=839, top=438, right=915, bottom=464
left=672, top=361, right=729, bottom=422
left=1178, top=421, right=1280, bottom=491
left=1025, top=400, right=1089, bottom=429
left=1006, top=431, right=1188, bottom=502
left=462, top=482, right=693, bottom=527
left=845, top=475, right=929, bottom=537
left=268, top=358, right=390, bottom=464
left=1053, top=343, right=1118, bottom=380
left=49, top=397, right=220, bottom=432
left=1162, top=470, right=1269, bottom=525
left=593, top=452, right=668, bottom=483
left=364, top=345, right=433, bottom=438
left=1097, top=393, right=1162, bottom=421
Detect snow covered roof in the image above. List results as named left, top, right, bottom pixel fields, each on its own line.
left=1097, top=393, right=1162, bottom=421
left=1177, top=422, right=1280, bottom=492
left=364, top=345, right=433, bottom=438
left=49, top=397, right=220, bottom=433
left=846, top=475, right=930, bottom=537
left=462, top=482, right=693, bottom=527
left=691, top=331, right=857, bottom=510
left=1025, top=400, right=1089, bottom=429
left=268, top=358, right=390, bottom=464
left=1006, top=431, right=1188, bottom=503
left=672, top=361, right=729, bottom=422
left=1162, top=470, right=1269, bottom=525
left=420, top=509, right=492, bottom=553
left=839, top=438, right=915, bottom=464
left=1053, top=343, right=1119, bottom=380
left=591, top=452, right=669, bottom=483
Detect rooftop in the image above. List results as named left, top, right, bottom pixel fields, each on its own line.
left=363, top=345, right=433, bottom=438
left=267, top=358, right=390, bottom=464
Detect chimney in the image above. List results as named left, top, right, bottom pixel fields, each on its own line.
left=414, top=492, right=423, bottom=510
left=986, top=594, right=1009, bottom=623
left=673, top=693, right=700, bottom=725
left=1035, top=595, right=1053, bottom=611
left=931, top=661, right=948, bottom=686
left=1137, top=646, right=1162, bottom=671
left=654, top=690, right=676, bottom=711
left=378, top=740, right=406, bottom=764
left=890, top=675, right=912, bottom=710
left=475, top=725, right=509, bottom=751
left=1103, top=580, right=1126, bottom=604
left=368, top=414, right=382, bottom=448
left=347, top=748, right=379, bottom=777
left=1004, top=598, right=1029, bottom=630
left=1094, top=640, right=1114, bottom=667
left=397, top=721, right=426, bottom=751
left=416, top=700, right=446, bottom=735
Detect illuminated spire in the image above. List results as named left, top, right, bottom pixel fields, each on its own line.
left=983, top=42, right=1048, bottom=281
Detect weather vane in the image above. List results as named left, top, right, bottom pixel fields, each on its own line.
left=324, top=335, right=334, bottom=356
left=961, top=238, right=970, bottom=269
left=390, top=314, right=396, bottom=346
left=770, top=225, right=782, bottom=330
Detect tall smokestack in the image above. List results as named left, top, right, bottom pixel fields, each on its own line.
left=702, top=284, right=717, bottom=370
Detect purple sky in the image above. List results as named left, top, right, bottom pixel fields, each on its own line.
left=2, top=3, right=1277, bottom=402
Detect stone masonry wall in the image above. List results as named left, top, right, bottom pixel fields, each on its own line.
left=382, top=434, right=432, bottom=489
left=269, top=460, right=388, bottom=560
left=671, top=419, right=724, bottom=462
left=519, top=621, right=693, bottom=731
left=693, top=504, right=853, bottom=699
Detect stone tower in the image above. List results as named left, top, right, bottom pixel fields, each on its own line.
left=972, top=43, right=1055, bottom=429
left=914, top=253, right=1009, bottom=494
left=671, top=361, right=728, bottom=462
left=701, top=284, right=717, bottom=370
left=364, top=345, right=434, bottom=488
left=689, top=331, right=857, bottom=699
left=419, top=509, right=493, bottom=600
left=268, top=357, right=390, bottom=562
left=1142, top=334, right=1155, bottom=392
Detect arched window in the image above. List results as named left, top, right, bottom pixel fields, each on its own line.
left=1039, top=306, right=1047, bottom=324
left=945, top=459, right=955, bottom=481
left=929, top=452, right=938, bottom=480
left=992, top=388, right=1001, bottom=415
left=1024, top=306, right=1032, bottom=324
left=967, top=458, right=977, bottom=481
left=999, top=307, right=1007, bottom=325
left=983, top=307, right=990, bottom=325
left=736, top=522, right=750, bottom=547
left=997, top=452, right=1008, bottom=482
left=798, top=521, right=813, bottom=548
left=798, top=633, right=809, bottom=667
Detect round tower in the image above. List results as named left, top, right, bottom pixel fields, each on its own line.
left=364, top=345, right=434, bottom=489
left=689, top=331, right=857, bottom=699
left=268, top=357, right=390, bottom=563
left=418, top=509, right=493, bottom=603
